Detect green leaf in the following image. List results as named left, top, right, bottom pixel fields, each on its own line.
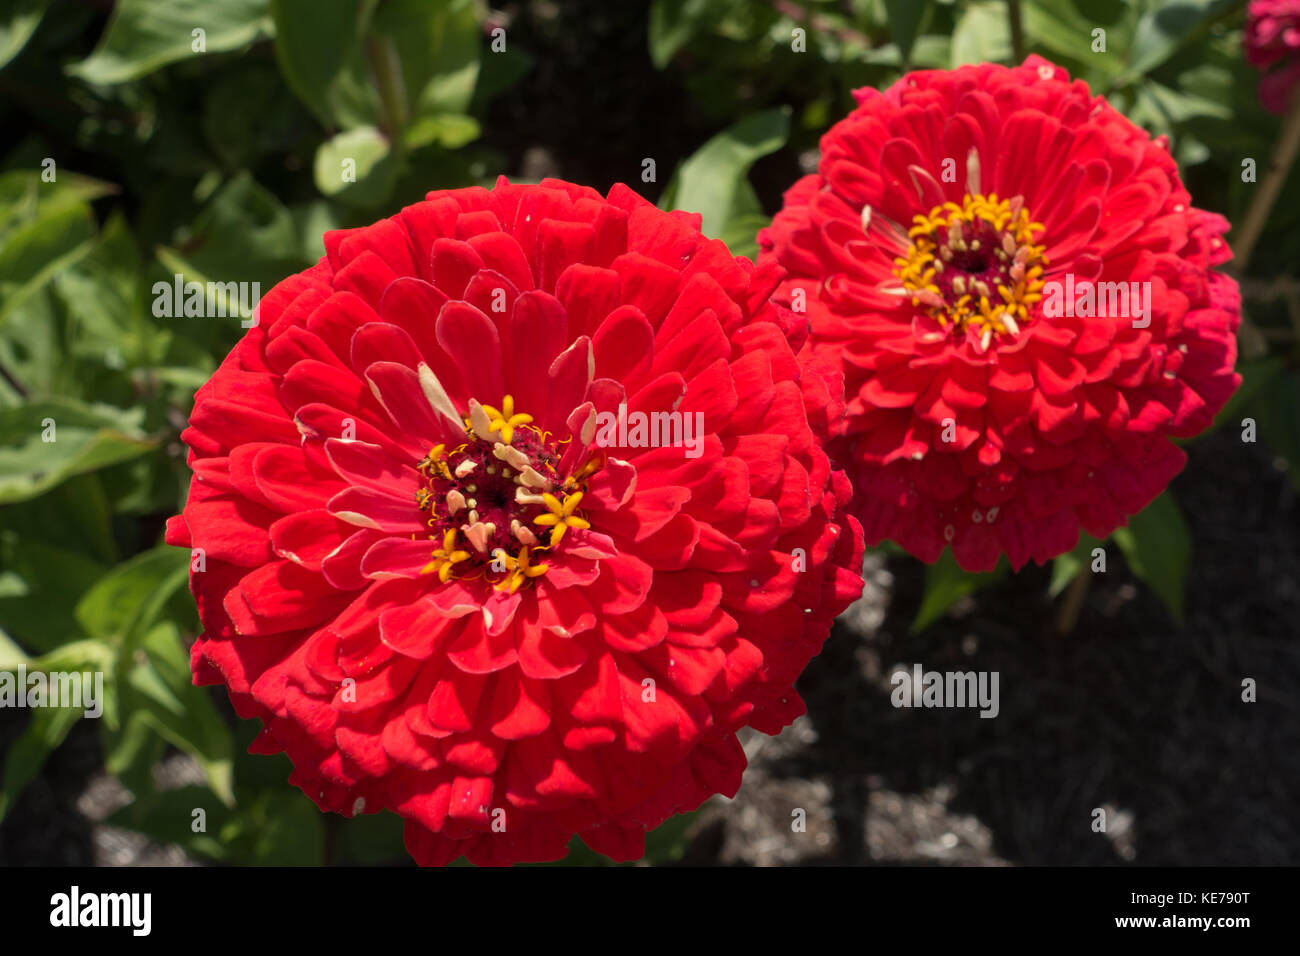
left=269, top=0, right=361, bottom=126
left=0, top=400, right=155, bottom=504
left=951, top=1, right=1012, bottom=68
left=883, top=0, right=932, bottom=67
left=648, top=0, right=720, bottom=69
left=247, top=790, right=325, bottom=865
left=1021, top=0, right=1094, bottom=63
left=660, top=108, right=790, bottom=239
left=405, top=113, right=481, bottom=150
left=717, top=213, right=771, bottom=261
left=0, top=0, right=49, bottom=70
left=642, top=809, right=698, bottom=863
left=1113, top=491, right=1191, bottom=624
left=1193, top=355, right=1286, bottom=440
left=1049, top=531, right=1105, bottom=598
left=74, top=544, right=190, bottom=645
left=68, top=0, right=272, bottom=85
left=912, top=550, right=1007, bottom=633
left=338, top=810, right=407, bottom=864
left=154, top=174, right=309, bottom=307
left=104, top=785, right=236, bottom=861
left=375, top=0, right=481, bottom=118
left=1123, top=0, right=1238, bottom=81
left=0, top=169, right=103, bottom=233
left=313, top=126, right=399, bottom=207
left=0, top=625, right=29, bottom=670
left=0, top=531, right=110, bottom=653
left=127, top=621, right=234, bottom=805
left=0, top=201, right=96, bottom=328
left=102, top=708, right=167, bottom=797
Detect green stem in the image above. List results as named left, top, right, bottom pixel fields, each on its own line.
left=1230, top=88, right=1300, bottom=359
left=1055, top=566, right=1090, bottom=636
left=0, top=357, right=29, bottom=399
left=1233, top=88, right=1300, bottom=278
left=366, top=34, right=407, bottom=145
left=1007, top=0, right=1025, bottom=63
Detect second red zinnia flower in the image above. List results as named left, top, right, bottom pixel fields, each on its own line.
left=759, top=56, right=1241, bottom=572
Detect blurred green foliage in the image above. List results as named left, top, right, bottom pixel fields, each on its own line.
left=0, top=0, right=1296, bottom=864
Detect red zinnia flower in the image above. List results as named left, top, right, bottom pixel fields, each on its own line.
left=166, top=178, right=864, bottom=865
left=758, top=56, right=1241, bottom=572
left=1246, top=0, right=1300, bottom=113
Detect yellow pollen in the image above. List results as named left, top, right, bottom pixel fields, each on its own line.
left=421, top=529, right=471, bottom=583
left=533, top=491, right=591, bottom=546
left=495, top=545, right=549, bottom=593
left=480, top=394, right=534, bottom=445
left=894, top=193, right=1047, bottom=340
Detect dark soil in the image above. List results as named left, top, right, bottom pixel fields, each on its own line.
left=702, top=429, right=1300, bottom=866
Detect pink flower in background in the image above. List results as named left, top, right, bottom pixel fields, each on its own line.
left=1246, top=0, right=1300, bottom=113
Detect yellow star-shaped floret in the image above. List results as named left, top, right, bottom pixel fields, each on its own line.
left=421, top=529, right=471, bottom=583
left=533, top=491, right=590, bottom=546
left=481, top=394, right=534, bottom=445
left=495, top=545, right=549, bottom=593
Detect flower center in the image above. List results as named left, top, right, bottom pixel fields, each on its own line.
left=414, top=395, right=600, bottom=592
left=894, top=193, right=1047, bottom=344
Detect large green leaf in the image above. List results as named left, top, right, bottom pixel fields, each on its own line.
left=374, top=0, right=481, bottom=119
left=1123, top=0, right=1238, bottom=81
left=0, top=0, right=49, bottom=70
left=270, top=0, right=363, bottom=126
left=74, top=544, right=190, bottom=645
left=68, top=0, right=272, bottom=85
left=951, top=1, right=1012, bottom=68
left=883, top=0, right=932, bottom=67
left=0, top=485, right=114, bottom=652
left=314, top=126, right=398, bottom=207
left=0, top=202, right=96, bottom=328
left=126, top=621, right=234, bottom=805
left=0, top=400, right=155, bottom=503
left=55, top=213, right=161, bottom=372
left=1114, top=491, right=1191, bottom=624
left=648, top=0, right=723, bottom=69
left=660, top=108, right=790, bottom=239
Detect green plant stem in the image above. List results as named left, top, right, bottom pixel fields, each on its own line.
left=1232, top=88, right=1300, bottom=357
left=1055, top=567, right=1090, bottom=636
left=0, top=358, right=29, bottom=399
left=1007, top=0, right=1025, bottom=63
left=366, top=34, right=407, bottom=144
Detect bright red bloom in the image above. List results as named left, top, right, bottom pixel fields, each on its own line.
left=166, top=178, right=864, bottom=865
left=1246, top=0, right=1300, bottom=114
left=759, top=57, right=1241, bottom=572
